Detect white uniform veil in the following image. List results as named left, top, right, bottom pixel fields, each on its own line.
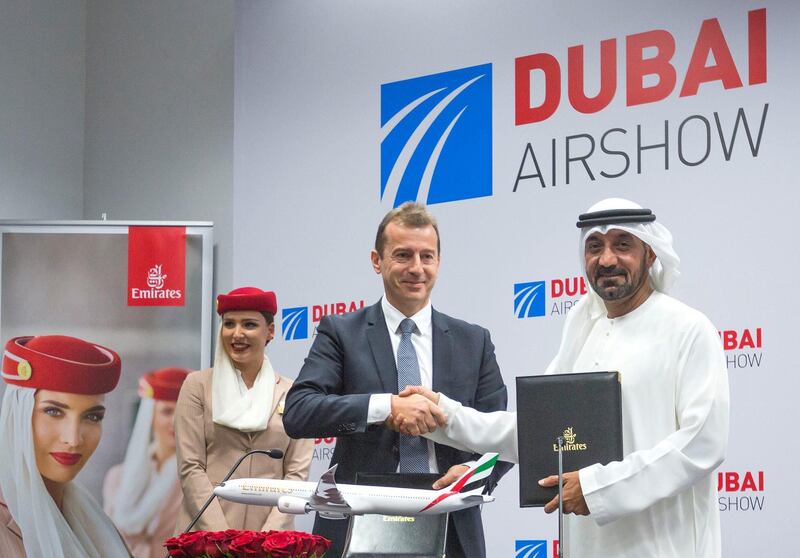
left=108, top=396, right=178, bottom=536
left=547, top=198, right=681, bottom=374
left=0, top=385, right=130, bottom=557
left=211, top=324, right=275, bottom=432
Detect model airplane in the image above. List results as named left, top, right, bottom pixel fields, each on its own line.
left=214, top=452, right=499, bottom=520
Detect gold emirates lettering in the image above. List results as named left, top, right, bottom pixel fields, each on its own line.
left=383, top=516, right=415, bottom=522
left=553, top=427, right=587, bottom=451
left=552, top=442, right=588, bottom=452
left=241, top=484, right=291, bottom=494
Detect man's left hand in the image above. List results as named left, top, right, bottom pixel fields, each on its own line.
left=539, top=471, right=589, bottom=515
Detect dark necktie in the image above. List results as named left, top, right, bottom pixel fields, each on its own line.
left=397, top=318, right=429, bottom=473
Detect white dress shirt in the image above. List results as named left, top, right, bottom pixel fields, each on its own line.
left=367, top=296, right=438, bottom=472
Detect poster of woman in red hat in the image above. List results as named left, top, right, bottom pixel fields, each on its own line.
left=0, top=335, right=133, bottom=557
left=103, top=368, right=190, bottom=558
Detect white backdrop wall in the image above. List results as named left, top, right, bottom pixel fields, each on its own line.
left=83, top=0, right=236, bottom=294
left=235, top=1, right=796, bottom=555
left=0, top=0, right=86, bottom=219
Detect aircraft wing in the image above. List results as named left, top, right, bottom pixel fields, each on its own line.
left=461, top=494, right=488, bottom=504
left=310, top=464, right=352, bottom=514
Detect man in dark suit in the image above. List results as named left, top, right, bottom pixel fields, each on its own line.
left=283, top=202, right=512, bottom=558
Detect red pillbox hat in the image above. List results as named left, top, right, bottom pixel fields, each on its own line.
left=138, top=367, right=190, bottom=402
left=216, top=287, right=277, bottom=315
left=2, top=335, right=121, bottom=395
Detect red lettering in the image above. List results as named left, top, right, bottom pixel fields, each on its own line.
left=312, top=305, right=323, bottom=322
left=718, top=471, right=765, bottom=492
left=741, top=471, right=758, bottom=491
left=680, top=17, right=742, bottom=97
left=553, top=540, right=560, bottom=557
left=579, top=277, right=587, bottom=295
left=568, top=39, right=617, bottom=114
left=335, top=302, right=346, bottom=315
left=756, top=327, right=762, bottom=347
left=515, top=53, right=561, bottom=124
left=551, top=279, right=564, bottom=298
left=722, top=330, right=737, bottom=351
left=748, top=8, right=767, bottom=85
left=626, top=29, right=676, bottom=106
left=739, top=329, right=755, bottom=349
left=565, top=277, right=582, bottom=297
left=725, top=472, right=740, bottom=492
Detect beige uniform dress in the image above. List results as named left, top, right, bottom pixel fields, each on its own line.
left=0, top=488, right=25, bottom=557
left=103, top=462, right=183, bottom=558
left=175, top=369, right=313, bottom=532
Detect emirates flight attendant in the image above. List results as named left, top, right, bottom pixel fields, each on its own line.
left=0, top=335, right=132, bottom=557
left=104, top=368, right=189, bottom=558
left=174, top=287, right=313, bottom=532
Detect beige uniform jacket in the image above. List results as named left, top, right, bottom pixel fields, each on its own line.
left=0, top=489, right=25, bottom=557
left=174, top=368, right=313, bottom=533
left=103, top=463, right=183, bottom=558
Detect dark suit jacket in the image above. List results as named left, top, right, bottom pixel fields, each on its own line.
left=283, top=301, right=512, bottom=558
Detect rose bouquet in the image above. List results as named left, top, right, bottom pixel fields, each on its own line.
left=164, top=529, right=331, bottom=558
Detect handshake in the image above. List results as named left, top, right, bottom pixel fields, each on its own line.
left=386, top=386, right=446, bottom=436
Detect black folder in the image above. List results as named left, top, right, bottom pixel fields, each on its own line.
left=516, top=371, right=623, bottom=507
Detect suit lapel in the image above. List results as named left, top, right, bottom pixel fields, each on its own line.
left=431, top=309, right=453, bottom=395
left=365, top=302, right=398, bottom=393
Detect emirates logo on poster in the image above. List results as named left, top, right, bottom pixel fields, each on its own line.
left=128, top=227, right=186, bottom=307
left=146, top=264, right=167, bottom=289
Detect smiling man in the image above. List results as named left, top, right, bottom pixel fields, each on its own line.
left=283, top=202, right=511, bottom=558
left=404, top=197, right=730, bottom=558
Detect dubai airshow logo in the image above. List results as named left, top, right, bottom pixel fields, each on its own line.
left=282, top=300, right=366, bottom=341
left=718, top=470, right=765, bottom=512
left=380, top=63, right=492, bottom=207
left=514, top=282, right=546, bottom=318
left=313, top=437, right=336, bottom=462
left=514, top=277, right=586, bottom=318
left=282, top=307, right=309, bottom=341
left=515, top=540, right=559, bottom=558
left=719, top=327, right=763, bottom=369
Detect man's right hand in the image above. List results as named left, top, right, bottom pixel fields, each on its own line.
left=398, top=385, right=440, bottom=404
left=388, top=393, right=446, bottom=436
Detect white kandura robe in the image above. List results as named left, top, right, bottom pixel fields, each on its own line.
left=428, top=292, right=729, bottom=558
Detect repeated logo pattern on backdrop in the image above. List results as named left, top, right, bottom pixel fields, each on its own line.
left=515, top=277, right=587, bottom=319
left=282, top=299, right=366, bottom=341
left=380, top=63, right=492, bottom=207
left=514, top=539, right=559, bottom=558
left=235, top=2, right=792, bottom=553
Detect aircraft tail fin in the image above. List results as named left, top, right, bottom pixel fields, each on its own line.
left=444, top=452, right=499, bottom=495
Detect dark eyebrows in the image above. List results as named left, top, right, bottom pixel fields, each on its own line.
left=40, top=401, right=106, bottom=413
left=41, top=400, right=69, bottom=409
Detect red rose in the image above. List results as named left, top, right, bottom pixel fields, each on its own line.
left=229, top=531, right=268, bottom=557
left=164, top=531, right=208, bottom=557
left=205, top=530, right=240, bottom=555
left=163, top=536, right=191, bottom=558
left=262, top=531, right=303, bottom=557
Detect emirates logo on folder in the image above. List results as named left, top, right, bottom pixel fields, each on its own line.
left=553, top=427, right=587, bottom=452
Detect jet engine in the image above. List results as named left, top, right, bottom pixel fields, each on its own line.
left=277, top=495, right=311, bottom=514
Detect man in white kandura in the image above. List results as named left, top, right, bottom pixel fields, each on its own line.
left=400, top=198, right=730, bottom=558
